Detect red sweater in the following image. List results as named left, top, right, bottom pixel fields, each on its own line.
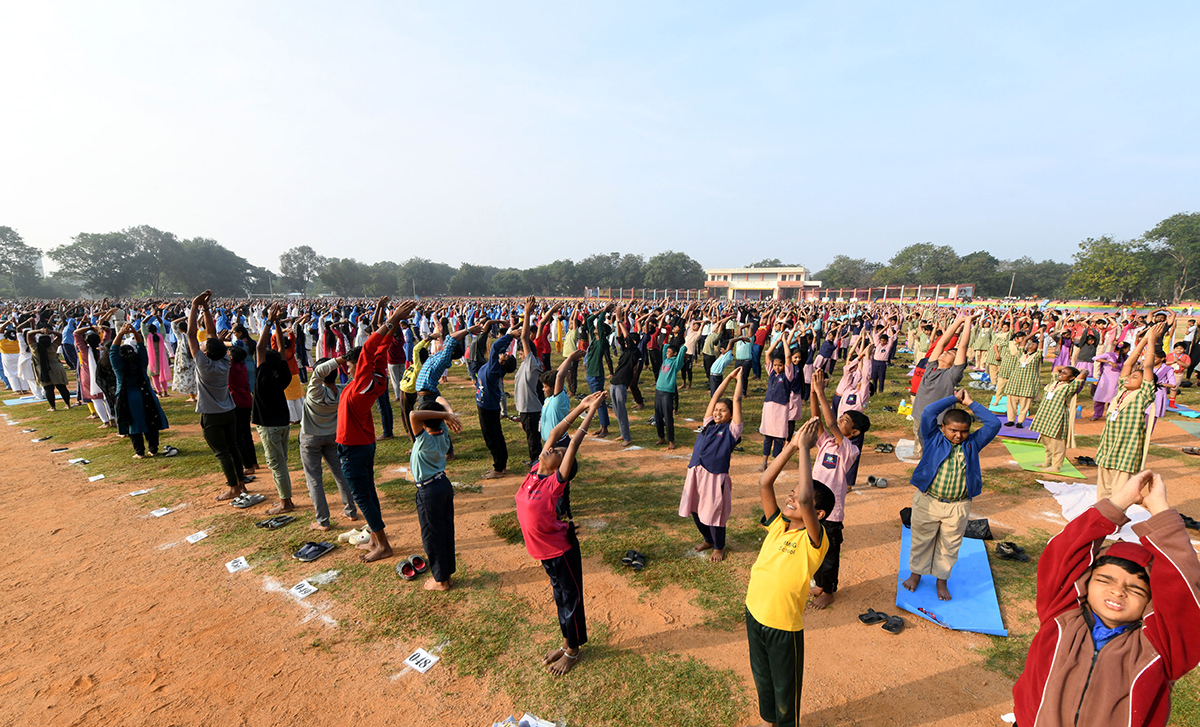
left=1013, top=501, right=1200, bottom=727
left=336, top=331, right=389, bottom=446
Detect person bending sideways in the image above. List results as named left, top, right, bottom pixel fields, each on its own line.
left=744, top=417, right=833, bottom=727
left=1012, top=470, right=1200, bottom=727
left=515, top=391, right=607, bottom=676
left=902, top=389, right=1000, bottom=601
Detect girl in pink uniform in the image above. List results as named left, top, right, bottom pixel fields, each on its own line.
left=679, top=366, right=744, bottom=563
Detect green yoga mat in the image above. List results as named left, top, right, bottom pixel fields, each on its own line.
left=1002, top=439, right=1086, bottom=479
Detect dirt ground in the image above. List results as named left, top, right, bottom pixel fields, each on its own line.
left=2, top=387, right=1198, bottom=727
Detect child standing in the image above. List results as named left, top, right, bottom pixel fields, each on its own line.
left=654, top=338, right=686, bottom=450
left=1012, top=470, right=1200, bottom=727
left=1030, top=366, right=1084, bottom=473
left=744, top=417, right=832, bottom=727
left=1094, top=324, right=1161, bottom=501
left=1004, top=335, right=1043, bottom=428
left=679, top=367, right=744, bottom=562
left=902, top=389, right=1001, bottom=601
left=409, top=402, right=464, bottom=591
left=759, top=335, right=794, bottom=470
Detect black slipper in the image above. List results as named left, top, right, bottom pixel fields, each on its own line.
left=1182, top=514, right=1200, bottom=531
left=858, top=608, right=888, bottom=625
left=630, top=552, right=646, bottom=571
left=996, top=541, right=1030, bottom=562
left=294, top=541, right=334, bottom=562
left=621, top=549, right=637, bottom=566
left=881, top=615, right=905, bottom=634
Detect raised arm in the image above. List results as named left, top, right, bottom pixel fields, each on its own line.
left=558, top=392, right=606, bottom=482
left=186, top=291, right=208, bottom=357
left=520, top=295, right=535, bottom=358
left=809, top=369, right=843, bottom=445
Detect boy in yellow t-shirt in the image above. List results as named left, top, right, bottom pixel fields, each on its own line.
left=744, top=417, right=832, bottom=727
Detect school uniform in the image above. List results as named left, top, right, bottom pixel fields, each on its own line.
left=744, top=512, right=829, bottom=727
left=515, top=466, right=587, bottom=649
left=1030, top=379, right=1083, bottom=472
left=411, top=427, right=455, bottom=582
left=654, top=345, right=685, bottom=443
left=1005, top=350, right=1042, bottom=425
left=678, top=417, right=743, bottom=549
left=1095, top=378, right=1155, bottom=500
left=810, top=431, right=858, bottom=594
left=759, top=362, right=793, bottom=457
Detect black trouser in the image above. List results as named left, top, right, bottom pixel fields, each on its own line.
left=812, top=520, right=844, bottom=593
left=519, top=411, right=542, bottom=463
left=415, top=472, right=456, bottom=582
left=400, top=391, right=417, bottom=440
left=1189, top=341, right=1200, bottom=379
left=681, top=353, right=693, bottom=386
left=234, top=406, right=258, bottom=468
left=629, top=363, right=645, bottom=406
left=376, top=390, right=393, bottom=438
left=746, top=610, right=804, bottom=727
left=702, top=353, right=715, bottom=378
left=565, top=359, right=579, bottom=397
left=541, top=528, right=587, bottom=649
left=654, top=390, right=675, bottom=442
left=130, top=429, right=160, bottom=456
left=709, top=374, right=722, bottom=395
left=870, top=359, right=887, bottom=395
left=45, top=384, right=72, bottom=409
left=477, top=405, right=508, bottom=472
left=736, top=358, right=752, bottom=391
left=201, top=410, right=245, bottom=488
left=691, top=512, right=726, bottom=550
left=762, top=435, right=785, bottom=457
left=541, top=352, right=551, bottom=373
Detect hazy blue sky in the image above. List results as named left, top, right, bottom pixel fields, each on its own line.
left=2, top=2, right=1197, bottom=273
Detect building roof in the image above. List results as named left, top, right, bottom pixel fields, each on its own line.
left=704, top=266, right=810, bottom=274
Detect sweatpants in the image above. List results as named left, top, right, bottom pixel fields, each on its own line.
left=691, top=512, right=726, bottom=550
left=746, top=610, right=804, bottom=727
left=339, top=442, right=384, bottom=533
left=299, top=432, right=355, bottom=526
left=541, top=529, right=588, bottom=649
left=130, top=429, right=160, bottom=456
left=628, top=364, right=645, bottom=407
left=609, top=383, right=632, bottom=442
left=654, top=390, right=675, bottom=442
left=201, top=410, right=245, bottom=488
left=812, top=520, right=844, bottom=593
left=415, top=472, right=456, bottom=582
left=478, top=405, right=508, bottom=472
left=519, top=411, right=542, bottom=463
left=256, top=424, right=292, bottom=499
left=702, top=353, right=715, bottom=379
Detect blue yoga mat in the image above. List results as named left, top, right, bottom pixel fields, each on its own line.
left=1168, top=403, right=1200, bottom=419
left=3, top=396, right=39, bottom=406
left=896, top=528, right=1008, bottom=636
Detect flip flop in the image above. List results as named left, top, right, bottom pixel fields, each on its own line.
left=630, top=552, right=646, bottom=571
left=881, top=615, right=905, bottom=634
left=621, top=549, right=637, bottom=566
left=1181, top=514, right=1200, bottom=531
left=256, top=515, right=296, bottom=530
left=396, top=559, right=417, bottom=580
left=1183, top=447, right=1200, bottom=456
left=232, top=493, right=266, bottom=509
left=857, top=608, right=888, bottom=625
left=294, top=541, right=335, bottom=562
left=241, top=475, right=257, bottom=484
left=162, top=445, right=179, bottom=458
left=409, top=555, right=429, bottom=574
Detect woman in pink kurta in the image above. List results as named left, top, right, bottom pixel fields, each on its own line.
left=678, top=366, right=744, bottom=562
left=1090, top=348, right=1126, bottom=420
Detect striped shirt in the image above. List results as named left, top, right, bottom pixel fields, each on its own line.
left=1096, top=378, right=1155, bottom=473
left=415, top=339, right=459, bottom=393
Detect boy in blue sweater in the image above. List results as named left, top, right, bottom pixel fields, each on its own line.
left=901, top=389, right=1000, bottom=601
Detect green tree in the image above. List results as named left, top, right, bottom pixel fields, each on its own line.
left=364, top=261, right=400, bottom=297
left=320, top=258, right=372, bottom=296
left=124, top=225, right=182, bottom=296
left=815, top=256, right=882, bottom=289
left=49, top=231, right=145, bottom=296
left=0, top=227, right=44, bottom=296
left=279, top=246, right=327, bottom=295
left=874, top=243, right=960, bottom=285
left=1144, top=212, right=1200, bottom=303
left=448, top=263, right=491, bottom=296
left=397, top=257, right=455, bottom=297
left=616, top=254, right=645, bottom=289
left=643, top=250, right=705, bottom=289
left=169, top=237, right=259, bottom=296
left=490, top=268, right=526, bottom=295
left=747, top=258, right=784, bottom=268
left=1067, top=236, right=1151, bottom=302
left=954, top=251, right=1001, bottom=293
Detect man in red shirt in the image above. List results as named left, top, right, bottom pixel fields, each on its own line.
left=337, top=297, right=417, bottom=563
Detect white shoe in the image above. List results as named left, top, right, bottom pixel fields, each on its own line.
left=349, top=531, right=372, bottom=546
left=337, top=528, right=363, bottom=543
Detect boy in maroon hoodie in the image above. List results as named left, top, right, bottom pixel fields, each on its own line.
left=1012, top=470, right=1200, bottom=727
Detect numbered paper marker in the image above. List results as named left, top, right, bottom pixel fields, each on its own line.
left=150, top=507, right=173, bottom=517
left=403, top=648, right=440, bottom=673
left=185, top=531, right=208, bottom=544
left=129, top=489, right=152, bottom=497
left=225, top=556, right=250, bottom=573
left=88, top=474, right=105, bottom=482
left=289, top=580, right=318, bottom=599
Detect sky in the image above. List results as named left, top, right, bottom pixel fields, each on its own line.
left=2, top=2, right=1198, bottom=275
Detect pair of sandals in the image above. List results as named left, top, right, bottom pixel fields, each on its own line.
left=1181, top=514, right=1200, bottom=531
left=874, top=443, right=895, bottom=454
left=293, top=541, right=335, bottom=562
left=231, top=493, right=266, bottom=509
left=395, top=555, right=429, bottom=580
left=255, top=515, right=296, bottom=530
left=621, top=550, right=647, bottom=571
left=1074, top=455, right=1097, bottom=467
left=866, top=476, right=889, bottom=489
left=1182, top=447, right=1200, bottom=456
left=858, top=608, right=904, bottom=634
left=996, top=541, right=1030, bottom=562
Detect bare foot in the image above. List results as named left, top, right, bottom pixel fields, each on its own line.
left=902, top=573, right=921, bottom=592
left=243, top=467, right=256, bottom=476
left=809, top=586, right=822, bottom=598
left=265, top=501, right=294, bottom=516
left=693, top=541, right=713, bottom=552
left=542, top=647, right=565, bottom=666
left=423, top=578, right=451, bottom=591
left=215, top=486, right=243, bottom=502
left=547, top=649, right=580, bottom=676
left=309, top=522, right=332, bottom=531
left=667, top=442, right=676, bottom=450
left=709, top=548, right=725, bottom=562
left=359, top=543, right=393, bottom=563
left=347, top=513, right=361, bottom=521
left=132, top=454, right=145, bottom=459
left=655, top=439, right=667, bottom=446
left=622, top=440, right=633, bottom=447
left=936, top=579, right=952, bottom=601
left=595, top=428, right=608, bottom=438
left=810, top=591, right=835, bottom=609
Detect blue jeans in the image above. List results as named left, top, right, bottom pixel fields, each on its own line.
left=586, top=375, right=609, bottom=428
left=339, top=442, right=384, bottom=533
left=376, top=390, right=393, bottom=437
left=750, top=343, right=763, bottom=378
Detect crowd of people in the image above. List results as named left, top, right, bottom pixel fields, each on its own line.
left=3, top=292, right=1199, bottom=727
